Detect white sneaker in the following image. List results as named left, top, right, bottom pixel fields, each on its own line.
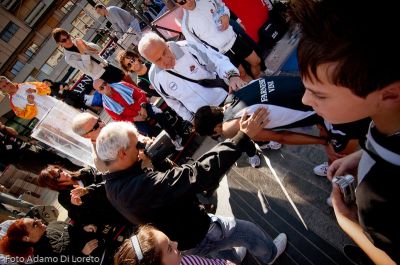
left=258, top=141, right=282, bottom=151
left=326, top=196, right=333, bottom=207
left=267, top=233, right=287, bottom=264
left=173, top=137, right=184, bottom=151
left=248, top=154, right=261, bottom=168
left=313, top=162, right=329, bottom=177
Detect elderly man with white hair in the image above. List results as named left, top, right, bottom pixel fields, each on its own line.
left=138, top=32, right=247, bottom=122
left=95, top=109, right=287, bottom=264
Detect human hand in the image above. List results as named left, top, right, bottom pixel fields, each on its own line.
left=331, top=184, right=358, bottom=224
left=228, top=76, right=247, bottom=94
left=325, top=143, right=346, bottom=162
left=139, top=150, right=153, bottom=170
left=83, top=224, right=97, bottom=233
left=219, top=14, right=230, bottom=31
left=27, top=94, right=35, bottom=104
left=327, top=150, right=362, bottom=181
left=239, top=108, right=269, bottom=139
left=82, top=239, right=98, bottom=255
left=75, top=39, right=87, bottom=54
left=70, top=186, right=89, bottom=206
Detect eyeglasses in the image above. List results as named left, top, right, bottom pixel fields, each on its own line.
left=175, top=0, right=187, bottom=5
left=51, top=168, right=62, bottom=182
left=59, top=35, right=70, bottom=43
left=99, top=82, right=108, bottom=91
left=84, top=119, right=102, bottom=135
left=126, top=58, right=139, bottom=69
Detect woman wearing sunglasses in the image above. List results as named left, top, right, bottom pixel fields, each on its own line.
left=51, top=28, right=126, bottom=84
left=117, top=50, right=160, bottom=98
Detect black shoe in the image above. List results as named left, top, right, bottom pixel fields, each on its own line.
left=343, top=245, right=374, bottom=265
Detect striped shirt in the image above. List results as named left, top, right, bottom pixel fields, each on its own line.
left=181, top=255, right=235, bottom=265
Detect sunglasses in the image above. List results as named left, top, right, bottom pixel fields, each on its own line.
left=59, top=35, right=70, bottom=43
left=51, top=168, right=62, bottom=182
left=126, top=58, right=139, bottom=69
left=99, top=82, right=108, bottom=91
left=175, top=0, right=187, bottom=5
left=84, top=119, right=102, bottom=135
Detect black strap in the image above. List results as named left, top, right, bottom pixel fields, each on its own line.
left=157, top=83, right=194, bottom=119
left=192, top=30, right=219, bottom=52
left=166, top=70, right=229, bottom=92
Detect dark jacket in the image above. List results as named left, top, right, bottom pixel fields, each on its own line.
left=34, top=221, right=99, bottom=264
left=103, top=131, right=254, bottom=250
left=58, top=168, right=128, bottom=226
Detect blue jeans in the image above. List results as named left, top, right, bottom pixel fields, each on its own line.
left=183, top=215, right=277, bottom=264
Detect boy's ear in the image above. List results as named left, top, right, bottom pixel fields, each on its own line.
left=22, top=236, right=30, bottom=242
left=213, top=123, right=223, bottom=136
left=381, top=81, right=400, bottom=103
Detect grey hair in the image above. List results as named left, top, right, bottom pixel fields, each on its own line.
left=138, top=32, right=165, bottom=60
left=71, top=112, right=97, bottom=136
left=96, top=122, right=138, bottom=162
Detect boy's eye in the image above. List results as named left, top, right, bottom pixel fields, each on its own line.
left=314, top=94, right=326, bottom=100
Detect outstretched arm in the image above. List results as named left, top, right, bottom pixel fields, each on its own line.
left=331, top=185, right=396, bottom=265
left=253, top=129, right=327, bottom=145
left=223, top=118, right=327, bottom=145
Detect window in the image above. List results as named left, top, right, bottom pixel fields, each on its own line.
left=40, top=48, right=64, bottom=76
left=25, top=43, right=39, bottom=59
left=40, top=64, right=54, bottom=76
left=24, top=2, right=46, bottom=27
left=72, top=8, right=96, bottom=36
left=61, top=1, right=75, bottom=14
left=10, top=60, right=24, bottom=76
left=0, top=22, right=19, bottom=42
left=84, top=3, right=101, bottom=19
left=1, top=0, right=22, bottom=12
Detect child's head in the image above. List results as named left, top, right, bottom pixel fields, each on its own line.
left=114, top=225, right=181, bottom=265
left=289, top=0, right=400, bottom=124
left=194, top=106, right=224, bottom=137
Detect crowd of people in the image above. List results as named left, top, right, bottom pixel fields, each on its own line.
left=0, top=0, right=399, bottom=264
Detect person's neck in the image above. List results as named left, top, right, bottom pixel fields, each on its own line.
left=137, top=64, right=148, bottom=76
left=371, top=107, right=400, bottom=136
left=108, top=160, right=138, bottom=173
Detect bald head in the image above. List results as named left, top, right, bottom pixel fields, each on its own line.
left=72, top=112, right=105, bottom=141
left=138, top=32, right=176, bottom=69
left=93, top=79, right=112, bottom=96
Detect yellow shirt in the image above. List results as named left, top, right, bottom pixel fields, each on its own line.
left=9, top=82, right=57, bottom=120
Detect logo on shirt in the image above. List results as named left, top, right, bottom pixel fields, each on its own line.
left=189, top=65, right=197, bottom=73
left=259, top=79, right=276, bottom=102
left=169, top=82, right=178, bottom=91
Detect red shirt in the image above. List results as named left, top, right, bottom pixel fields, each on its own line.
left=223, top=0, right=269, bottom=42
left=104, top=81, right=147, bottom=122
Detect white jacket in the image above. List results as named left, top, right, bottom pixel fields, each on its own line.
left=64, top=39, right=108, bottom=80
left=181, top=0, right=236, bottom=54
left=149, top=41, right=239, bottom=122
